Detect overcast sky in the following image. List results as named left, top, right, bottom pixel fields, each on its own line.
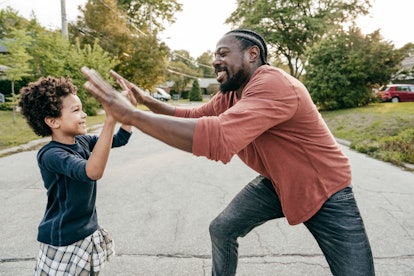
left=0, top=0, right=412, bottom=58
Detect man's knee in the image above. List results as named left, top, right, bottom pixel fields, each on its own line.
left=209, top=213, right=230, bottom=239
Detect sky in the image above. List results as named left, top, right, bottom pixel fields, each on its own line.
left=0, top=0, right=412, bottom=58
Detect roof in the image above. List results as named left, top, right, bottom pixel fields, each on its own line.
left=0, top=64, right=9, bottom=72
left=386, top=84, right=414, bottom=87
left=401, top=56, right=414, bottom=69
left=198, top=78, right=219, bottom=88
left=0, top=40, right=8, bottom=53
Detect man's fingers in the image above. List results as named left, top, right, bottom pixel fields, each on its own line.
left=110, top=69, right=123, bottom=80
left=81, top=67, right=114, bottom=92
left=84, top=81, right=106, bottom=101
left=110, top=69, right=138, bottom=91
left=118, top=78, right=129, bottom=91
left=127, top=90, right=138, bottom=106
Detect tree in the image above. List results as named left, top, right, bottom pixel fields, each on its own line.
left=226, top=0, right=371, bottom=78
left=167, top=60, right=193, bottom=97
left=121, top=34, right=169, bottom=91
left=0, top=7, right=32, bottom=38
left=116, top=0, right=182, bottom=34
left=28, top=29, right=71, bottom=78
left=73, top=0, right=132, bottom=57
left=72, top=0, right=169, bottom=90
left=189, top=79, right=203, bottom=101
left=0, top=7, right=119, bottom=115
left=197, top=51, right=215, bottom=78
left=167, top=50, right=202, bottom=97
left=66, top=39, right=119, bottom=115
left=0, top=28, right=33, bottom=122
left=304, top=27, right=403, bottom=110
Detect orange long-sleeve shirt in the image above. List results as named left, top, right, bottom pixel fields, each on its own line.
left=174, top=65, right=351, bottom=225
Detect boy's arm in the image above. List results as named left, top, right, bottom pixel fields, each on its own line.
left=120, top=123, right=132, bottom=133
left=85, top=116, right=116, bottom=180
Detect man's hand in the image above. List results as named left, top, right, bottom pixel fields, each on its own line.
left=81, top=66, right=136, bottom=125
left=110, top=70, right=147, bottom=104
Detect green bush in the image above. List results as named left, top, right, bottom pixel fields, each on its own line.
left=181, top=91, right=189, bottom=99
left=189, top=79, right=203, bottom=101
left=350, top=128, right=414, bottom=166
left=0, top=102, right=13, bottom=111
left=379, top=129, right=414, bottom=164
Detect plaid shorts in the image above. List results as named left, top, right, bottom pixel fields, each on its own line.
left=34, top=226, right=114, bottom=276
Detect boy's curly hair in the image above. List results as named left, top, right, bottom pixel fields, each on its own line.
left=18, top=76, right=78, bottom=137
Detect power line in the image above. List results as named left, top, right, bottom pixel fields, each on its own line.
left=172, top=52, right=213, bottom=69
left=167, top=67, right=201, bottom=79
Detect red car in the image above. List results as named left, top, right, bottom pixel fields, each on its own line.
left=377, top=84, right=414, bottom=102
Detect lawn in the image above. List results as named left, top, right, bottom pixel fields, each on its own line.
left=321, top=102, right=414, bottom=168
left=1, top=101, right=413, bottom=169
left=0, top=110, right=106, bottom=150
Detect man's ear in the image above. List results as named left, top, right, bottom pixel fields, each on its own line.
left=248, top=46, right=260, bottom=63
left=44, top=117, right=60, bottom=129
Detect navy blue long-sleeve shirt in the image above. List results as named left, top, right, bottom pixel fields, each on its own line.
left=36, top=127, right=131, bottom=246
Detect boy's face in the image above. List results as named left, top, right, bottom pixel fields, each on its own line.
left=55, top=94, right=87, bottom=137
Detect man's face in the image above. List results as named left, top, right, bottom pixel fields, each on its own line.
left=213, top=36, right=250, bottom=93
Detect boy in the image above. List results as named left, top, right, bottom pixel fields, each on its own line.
left=18, top=76, right=134, bottom=275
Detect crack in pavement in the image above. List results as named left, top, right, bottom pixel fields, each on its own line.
left=2, top=253, right=413, bottom=265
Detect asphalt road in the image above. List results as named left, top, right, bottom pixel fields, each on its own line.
left=0, top=128, right=413, bottom=275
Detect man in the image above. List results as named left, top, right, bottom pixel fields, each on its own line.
left=81, top=29, right=375, bottom=276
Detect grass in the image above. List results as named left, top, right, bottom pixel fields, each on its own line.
left=1, top=101, right=413, bottom=170
left=321, top=102, right=414, bottom=169
left=0, top=110, right=106, bottom=151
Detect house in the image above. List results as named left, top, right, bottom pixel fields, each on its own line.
left=0, top=40, right=9, bottom=77
left=0, top=40, right=7, bottom=54
left=162, top=78, right=219, bottom=96
left=401, top=56, right=414, bottom=70
left=198, top=78, right=219, bottom=95
left=395, top=55, right=414, bottom=83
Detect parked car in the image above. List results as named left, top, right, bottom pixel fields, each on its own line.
left=153, top=88, right=171, bottom=101
left=377, top=84, right=414, bottom=102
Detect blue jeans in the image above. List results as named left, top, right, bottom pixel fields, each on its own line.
left=209, top=176, right=375, bottom=276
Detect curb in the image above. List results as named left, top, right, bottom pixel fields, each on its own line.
left=0, top=137, right=50, bottom=157
left=0, top=124, right=104, bottom=158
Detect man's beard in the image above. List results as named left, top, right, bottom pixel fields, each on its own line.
left=219, top=69, right=248, bottom=94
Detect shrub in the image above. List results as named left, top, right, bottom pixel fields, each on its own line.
left=189, top=79, right=203, bottom=101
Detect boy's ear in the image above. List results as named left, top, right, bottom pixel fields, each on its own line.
left=44, top=117, right=60, bottom=129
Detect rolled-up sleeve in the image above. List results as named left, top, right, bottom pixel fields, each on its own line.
left=192, top=116, right=233, bottom=163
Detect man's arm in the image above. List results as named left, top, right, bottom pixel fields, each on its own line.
left=81, top=67, right=195, bottom=153
left=110, top=70, right=176, bottom=116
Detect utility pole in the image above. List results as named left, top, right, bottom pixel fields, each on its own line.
left=61, top=0, right=68, bottom=38
left=149, top=4, right=153, bottom=34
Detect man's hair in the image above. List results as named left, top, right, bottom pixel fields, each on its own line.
left=18, top=76, right=78, bottom=137
left=225, top=29, right=269, bottom=65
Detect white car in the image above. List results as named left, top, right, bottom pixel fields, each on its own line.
left=153, top=88, right=171, bottom=101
